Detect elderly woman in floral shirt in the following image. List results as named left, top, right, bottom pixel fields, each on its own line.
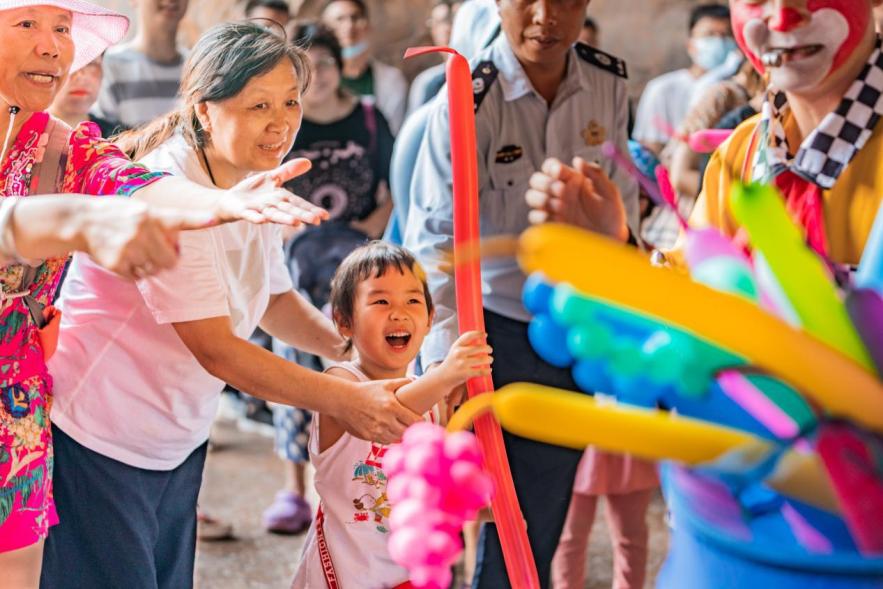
left=0, top=1, right=335, bottom=587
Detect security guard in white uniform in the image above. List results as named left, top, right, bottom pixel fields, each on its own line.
left=403, top=1, right=639, bottom=587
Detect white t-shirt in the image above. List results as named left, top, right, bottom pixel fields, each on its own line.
left=292, top=363, right=435, bottom=589
left=49, top=134, right=293, bottom=470
left=632, top=68, right=698, bottom=146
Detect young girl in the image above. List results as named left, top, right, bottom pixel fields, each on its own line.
left=263, top=23, right=396, bottom=534
left=292, top=241, right=493, bottom=589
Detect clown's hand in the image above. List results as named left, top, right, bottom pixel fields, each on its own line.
left=525, top=156, right=629, bottom=242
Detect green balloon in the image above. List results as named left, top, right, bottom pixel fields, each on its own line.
left=567, top=323, right=612, bottom=359
left=730, top=182, right=873, bottom=370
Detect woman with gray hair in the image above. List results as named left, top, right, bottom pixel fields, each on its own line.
left=40, top=21, right=420, bottom=589
left=0, top=2, right=332, bottom=587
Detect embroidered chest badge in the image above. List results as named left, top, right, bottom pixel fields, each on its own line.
left=582, top=120, right=606, bottom=146
left=495, top=144, right=524, bottom=164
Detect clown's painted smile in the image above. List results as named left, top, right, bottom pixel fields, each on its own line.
left=732, top=1, right=873, bottom=93
left=745, top=8, right=849, bottom=91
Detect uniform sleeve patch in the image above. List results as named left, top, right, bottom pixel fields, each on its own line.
left=472, top=60, right=500, bottom=112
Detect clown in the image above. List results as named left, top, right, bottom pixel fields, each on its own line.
left=694, top=0, right=883, bottom=267
left=528, top=0, right=883, bottom=271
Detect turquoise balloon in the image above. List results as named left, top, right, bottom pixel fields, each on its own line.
left=691, top=257, right=759, bottom=300
left=855, top=198, right=883, bottom=293
left=610, top=338, right=643, bottom=377
left=567, top=323, right=613, bottom=360
left=642, top=331, right=686, bottom=384
left=551, top=283, right=596, bottom=326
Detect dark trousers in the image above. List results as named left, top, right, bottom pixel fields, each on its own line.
left=41, top=425, right=207, bottom=589
left=474, top=311, right=584, bottom=589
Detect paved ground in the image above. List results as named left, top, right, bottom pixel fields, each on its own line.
left=195, top=421, right=670, bottom=589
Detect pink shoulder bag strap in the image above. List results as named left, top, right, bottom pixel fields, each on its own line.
left=17, top=117, right=71, bottom=358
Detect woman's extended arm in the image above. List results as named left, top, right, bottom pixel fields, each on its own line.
left=133, top=159, right=329, bottom=226
left=260, top=290, right=348, bottom=361
left=172, top=316, right=421, bottom=444
left=1, top=196, right=211, bottom=278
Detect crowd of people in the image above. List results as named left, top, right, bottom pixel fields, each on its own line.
left=0, top=0, right=880, bottom=588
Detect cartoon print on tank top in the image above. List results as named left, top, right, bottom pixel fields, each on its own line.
left=350, top=442, right=392, bottom=532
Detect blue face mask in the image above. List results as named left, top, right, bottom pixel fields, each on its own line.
left=692, top=36, right=738, bottom=71
left=341, top=41, right=369, bottom=60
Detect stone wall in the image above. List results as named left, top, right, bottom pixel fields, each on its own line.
left=92, top=0, right=718, bottom=96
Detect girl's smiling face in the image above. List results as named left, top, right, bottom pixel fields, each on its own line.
left=338, top=266, right=433, bottom=378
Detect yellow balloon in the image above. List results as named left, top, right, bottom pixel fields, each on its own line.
left=448, top=385, right=840, bottom=513
left=517, top=224, right=883, bottom=434
left=492, top=384, right=759, bottom=463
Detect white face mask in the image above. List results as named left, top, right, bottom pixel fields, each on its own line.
left=691, top=36, right=738, bottom=71
left=341, top=41, right=369, bottom=60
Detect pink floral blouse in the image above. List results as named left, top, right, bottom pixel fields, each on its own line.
left=0, top=112, right=165, bottom=552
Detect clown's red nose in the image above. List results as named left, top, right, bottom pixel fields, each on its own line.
left=770, top=7, right=805, bottom=32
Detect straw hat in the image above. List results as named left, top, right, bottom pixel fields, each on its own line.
left=0, top=0, right=129, bottom=71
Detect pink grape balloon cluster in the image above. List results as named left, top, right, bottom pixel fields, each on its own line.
left=383, top=422, right=494, bottom=589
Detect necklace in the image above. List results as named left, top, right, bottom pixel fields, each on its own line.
left=200, top=147, right=218, bottom=187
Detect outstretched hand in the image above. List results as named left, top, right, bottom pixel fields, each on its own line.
left=217, top=158, right=330, bottom=226
left=525, top=156, right=629, bottom=241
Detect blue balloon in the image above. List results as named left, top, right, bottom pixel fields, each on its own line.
left=528, top=313, right=574, bottom=368
left=572, top=358, right=612, bottom=395
left=614, top=374, right=664, bottom=408
left=523, top=273, right=555, bottom=315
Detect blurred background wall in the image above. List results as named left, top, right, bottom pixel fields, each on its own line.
left=92, top=0, right=715, bottom=97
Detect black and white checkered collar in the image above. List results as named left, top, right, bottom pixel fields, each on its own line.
left=753, top=37, right=883, bottom=189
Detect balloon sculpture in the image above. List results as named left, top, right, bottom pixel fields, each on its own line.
left=384, top=49, right=883, bottom=589
left=508, top=173, right=883, bottom=587
left=384, top=423, right=492, bottom=589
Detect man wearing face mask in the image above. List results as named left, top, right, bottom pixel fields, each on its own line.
left=633, top=4, right=735, bottom=156
left=321, top=0, right=409, bottom=134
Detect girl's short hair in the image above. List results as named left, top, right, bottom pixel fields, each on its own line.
left=330, top=242, right=434, bottom=348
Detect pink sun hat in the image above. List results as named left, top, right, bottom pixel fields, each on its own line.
left=0, top=0, right=129, bottom=72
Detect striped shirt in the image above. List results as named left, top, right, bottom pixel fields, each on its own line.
left=92, top=45, right=185, bottom=129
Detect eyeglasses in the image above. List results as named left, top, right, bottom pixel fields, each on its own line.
left=312, top=56, right=339, bottom=71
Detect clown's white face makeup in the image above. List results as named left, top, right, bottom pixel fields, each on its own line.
left=744, top=8, right=849, bottom=92
left=732, top=0, right=877, bottom=97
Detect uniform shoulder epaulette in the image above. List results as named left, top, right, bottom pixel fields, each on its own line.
left=575, top=43, right=628, bottom=79
left=471, top=60, right=499, bottom=113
